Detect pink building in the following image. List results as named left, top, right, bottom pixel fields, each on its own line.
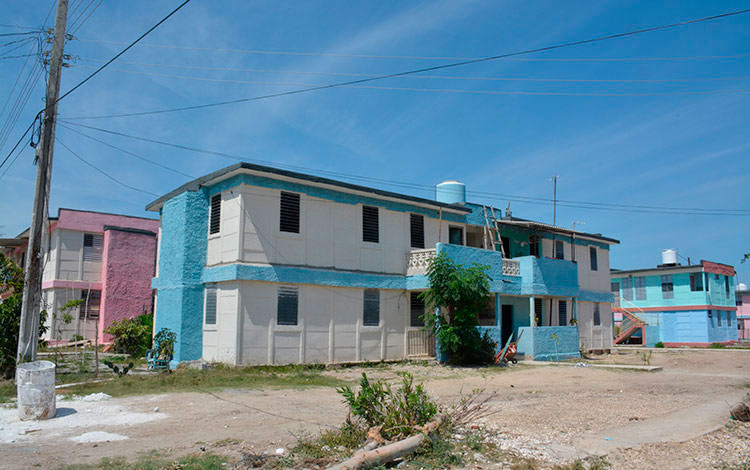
left=737, top=284, right=750, bottom=341
left=0, top=208, right=159, bottom=344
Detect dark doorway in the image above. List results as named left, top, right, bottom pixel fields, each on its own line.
left=501, top=304, right=514, bottom=345
left=449, top=226, right=463, bottom=245
left=501, top=236, right=511, bottom=257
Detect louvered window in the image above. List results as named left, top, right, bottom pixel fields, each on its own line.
left=661, top=275, right=674, bottom=299
left=593, top=303, right=601, bottom=326
left=410, top=214, right=425, bottom=249
left=82, top=234, right=103, bottom=262
left=362, top=205, right=379, bottom=243
left=558, top=300, right=567, bottom=326
left=363, top=289, right=380, bottom=326
left=635, top=276, right=646, bottom=300
left=204, top=284, right=217, bottom=325
left=621, top=278, right=633, bottom=301
left=410, top=292, right=425, bottom=327
left=534, top=298, right=543, bottom=326
left=209, top=193, right=221, bottom=235
left=555, top=240, right=564, bottom=260
left=280, top=191, right=300, bottom=233
left=277, top=286, right=299, bottom=325
left=79, top=290, right=101, bottom=319
left=589, top=247, right=598, bottom=271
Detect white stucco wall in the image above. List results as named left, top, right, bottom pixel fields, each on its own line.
left=206, top=184, right=459, bottom=274
left=204, top=280, right=410, bottom=365
left=54, top=229, right=102, bottom=282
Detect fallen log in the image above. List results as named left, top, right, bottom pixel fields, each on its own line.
left=326, top=416, right=444, bottom=470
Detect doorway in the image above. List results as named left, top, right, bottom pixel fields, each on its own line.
left=501, top=304, right=514, bottom=345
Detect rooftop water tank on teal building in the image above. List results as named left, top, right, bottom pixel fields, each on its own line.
left=435, top=180, right=466, bottom=205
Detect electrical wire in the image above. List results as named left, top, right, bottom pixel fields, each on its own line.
left=0, top=142, right=26, bottom=181
left=55, top=120, right=750, bottom=216
left=71, top=61, right=750, bottom=84
left=69, top=0, right=104, bottom=35
left=55, top=137, right=160, bottom=196
left=0, top=0, right=193, bottom=172
left=62, top=7, right=750, bottom=120
left=74, top=38, right=750, bottom=63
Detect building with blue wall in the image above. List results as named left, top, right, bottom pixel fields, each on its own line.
left=147, top=163, right=618, bottom=366
left=611, top=253, right=738, bottom=347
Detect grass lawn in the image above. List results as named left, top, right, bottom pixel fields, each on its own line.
left=58, top=450, right=229, bottom=470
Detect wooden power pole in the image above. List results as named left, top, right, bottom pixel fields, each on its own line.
left=550, top=173, right=559, bottom=226
left=17, top=0, right=68, bottom=362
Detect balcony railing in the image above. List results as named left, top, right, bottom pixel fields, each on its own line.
left=407, top=247, right=521, bottom=277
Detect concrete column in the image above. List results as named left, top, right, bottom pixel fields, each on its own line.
left=495, top=294, right=501, bottom=326
left=572, top=297, right=578, bottom=321
left=529, top=295, right=535, bottom=327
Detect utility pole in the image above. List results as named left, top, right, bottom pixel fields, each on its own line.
left=549, top=173, right=560, bottom=226
left=17, top=0, right=68, bottom=362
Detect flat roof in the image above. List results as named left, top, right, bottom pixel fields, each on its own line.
left=611, top=264, right=703, bottom=276
left=145, top=162, right=473, bottom=214
left=56, top=207, right=158, bottom=221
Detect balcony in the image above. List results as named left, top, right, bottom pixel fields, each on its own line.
left=518, top=255, right=578, bottom=297
left=407, top=244, right=520, bottom=278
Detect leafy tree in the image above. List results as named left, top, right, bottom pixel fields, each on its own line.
left=419, top=252, right=496, bottom=365
left=0, top=254, right=48, bottom=379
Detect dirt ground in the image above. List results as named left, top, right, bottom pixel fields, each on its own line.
left=1, top=348, right=749, bottom=469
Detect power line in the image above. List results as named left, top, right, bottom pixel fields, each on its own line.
left=65, top=65, right=750, bottom=97
left=74, top=38, right=750, bottom=63
left=55, top=120, right=750, bottom=216
left=57, top=122, right=195, bottom=178
left=69, top=0, right=104, bottom=35
left=0, top=0, right=193, bottom=173
left=55, top=137, right=159, bottom=196
left=72, top=60, right=750, bottom=84
left=62, top=7, right=750, bottom=120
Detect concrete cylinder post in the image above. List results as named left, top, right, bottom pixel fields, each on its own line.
left=16, top=360, right=56, bottom=420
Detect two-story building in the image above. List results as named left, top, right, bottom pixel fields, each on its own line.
left=611, top=251, right=738, bottom=347
left=147, top=163, right=618, bottom=366
left=736, top=283, right=749, bottom=340
left=0, top=208, right=159, bottom=343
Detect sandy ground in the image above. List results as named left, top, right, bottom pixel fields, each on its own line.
left=1, top=348, right=748, bottom=469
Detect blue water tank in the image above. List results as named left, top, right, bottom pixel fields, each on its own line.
left=435, top=181, right=466, bottom=205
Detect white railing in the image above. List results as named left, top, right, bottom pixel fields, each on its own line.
left=502, top=259, right=520, bottom=276
left=407, top=248, right=436, bottom=275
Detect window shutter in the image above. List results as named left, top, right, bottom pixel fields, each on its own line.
left=82, top=234, right=103, bottom=262
left=410, top=292, right=425, bottom=327
left=589, top=247, right=598, bottom=271
left=558, top=300, right=567, bottom=326
left=410, top=214, right=425, bottom=249
left=79, top=290, right=101, bottom=318
left=362, top=205, right=379, bottom=243
left=205, top=285, right=217, bottom=325
left=209, top=194, right=221, bottom=235
left=279, top=191, right=300, bottom=233
left=363, top=289, right=380, bottom=326
left=277, top=286, right=299, bottom=325
left=593, top=303, right=601, bottom=326
left=555, top=240, right=564, bottom=260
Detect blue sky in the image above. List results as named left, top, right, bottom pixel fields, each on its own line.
left=1, top=0, right=749, bottom=282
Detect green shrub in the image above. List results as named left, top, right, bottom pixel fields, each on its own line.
left=654, top=341, right=664, bottom=348
left=104, top=313, right=153, bottom=358
left=710, top=342, right=726, bottom=349
left=337, top=372, right=438, bottom=440
left=154, top=327, right=176, bottom=359
left=420, top=252, right=496, bottom=365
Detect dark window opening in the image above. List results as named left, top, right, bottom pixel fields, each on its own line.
left=362, top=205, right=379, bottom=243
left=661, top=275, right=674, bottom=299
left=501, top=236, right=511, bottom=258
left=690, top=273, right=703, bottom=292
left=277, top=286, right=299, bottom=325
left=529, top=236, right=540, bottom=258
left=410, top=292, right=425, bottom=327
left=725, top=276, right=730, bottom=296
left=717, top=310, right=722, bottom=327
left=593, top=303, right=601, bottom=326
left=589, top=247, right=598, bottom=271
left=534, top=298, right=543, bottom=326
left=363, top=289, right=380, bottom=326
left=279, top=191, right=301, bottom=234
left=410, top=214, right=425, bottom=249
left=448, top=226, right=463, bottom=245
left=209, top=194, right=221, bottom=235
left=558, top=300, right=567, bottom=326
left=555, top=240, right=564, bottom=260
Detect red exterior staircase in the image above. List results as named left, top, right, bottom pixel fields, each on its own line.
left=615, top=309, right=647, bottom=344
